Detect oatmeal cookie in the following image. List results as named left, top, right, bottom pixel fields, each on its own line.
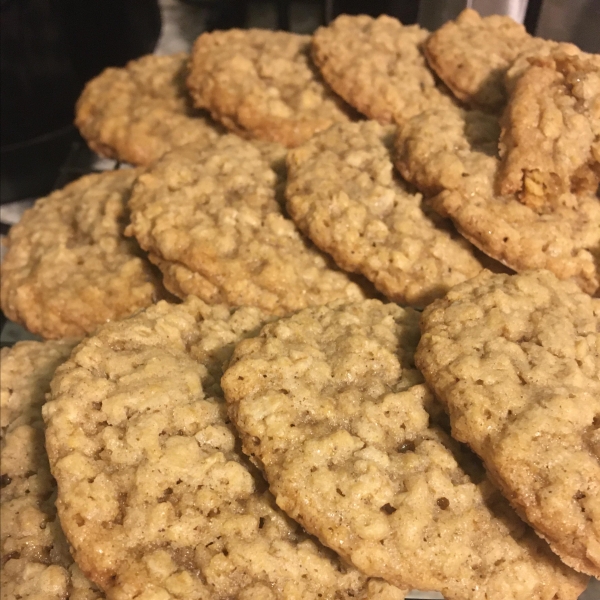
left=416, top=270, right=600, bottom=576
left=0, top=170, right=167, bottom=339
left=187, top=29, right=354, bottom=147
left=498, top=51, right=600, bottom=211
left=222, top=300, right=587, bottom=599
left=43, top=297, right=407, bottom=600
left=75, top=53, right=222, bottom=166
left=126, top=135, right=367, bottom=314
left=285, top=121, right=484, bottom=306
left=424, top=9, right=543, bottom=112
left=1, top=341, right=103, bottom=600
left=311, top=14, right=454, bottom=124
left=394, top=105, right=600, bottom=295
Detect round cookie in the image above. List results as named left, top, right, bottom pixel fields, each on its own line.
left=0, top=170, right=167, bottom=339
left=222, top=300, right=588, bottom=600
left=285, top=120, right=484, bottom=306
left=186, top=29, right=354, bottom=147
left=75, top=53, right=223, bottom=166
left=311, top=14, right=455, bottom=124
left=498, top=51, right=600, bottom=211
left=126, top=135, right=367, bottom=315
left=394, top=104, right=600, bottom=295
left=416, top=270, right=600, bottom=577
left=43, top=297, right=407, bottom=600
left=1, top=341, right=104, bottom=600
left=424, top=8, right=543, bottom=112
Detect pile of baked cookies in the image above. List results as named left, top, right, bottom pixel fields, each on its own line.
left=1, top=9, right=598, bottom=600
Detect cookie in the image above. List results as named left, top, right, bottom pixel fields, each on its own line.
left=498, top=51, right=600, bottom=211
left=311, top=14, right=455, bottom=124
left=0, top=170, right=167, bottom=339
left=222, top=300, right=588, bottom=599
left=424, top=8, right=542, bottom=112
left=416, top=270, right=600, bottom=576
left=186, top=29, right=354, bottom=147
left=43, top=297, right=407, bottom=600
left=285, top=120, right=484, bottom=306
left=394, top=105, right=600, bottom=295
left=1, top=341, right=104, bottom=600
left=126, top=135, right=367, bottom=315
left=75, top=53, right=223, bottom=166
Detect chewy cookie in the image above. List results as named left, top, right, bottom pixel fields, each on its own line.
left=311, top=14, right=454, bottom=124
left=187, top=29, right=354, bottom=147
left=75, top=53, right=222, bottom=166
left=0, top=170, right=167, bottom=339
left=222, top=300, right=587, bottom=600
left=416, top=270, right=600, bottom=577
left=1, top=341, right=103, bottom=600
left=127, top=135, right=367, bottom=315
left=43, top=297, right=407, bottom=600
left=424, top=9, right=542, bottom=112
left=285, top=120, right=484, bottom=306
left=394, top=105, right=600, bottom=295
left=498, top=51, right=600, bottom=211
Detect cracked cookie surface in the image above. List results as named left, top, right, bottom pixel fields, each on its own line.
left=222, top=299, right=587, bottom=600
left=43, top=297, right=406, bottom=600
left=286, top=121, right=483, bottom=306
left=416, top=270, right=600, bottom=576
left=1, top=340, right=103, bottom=600
left=0, top=170, right=167, bottom=339
left=75, top=53, right=222, bottom=166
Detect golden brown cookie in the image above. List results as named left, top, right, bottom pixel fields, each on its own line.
left=498, top=51, right=600, bottom=211
left=43, top=297, right=407, bottom=600
left=285, top=120, right=484, bottom=306
left=424, top=8, right=542, bottom=112
left=186, top=29, right=354, bottom=147
left=416, top=270, right=600, bottom=576
left=222, top=299, right=588, bottom=599
left=1, top=340, right=104, bottom=600
left=0, top=170, right=167, bottom=339
left=75, top=53, right=222, bottom=166
left=311, top=14, right=455, bottom=124
left=126, top=135, right=367, bottom=314
left=394, top=105, right=600, bottom=295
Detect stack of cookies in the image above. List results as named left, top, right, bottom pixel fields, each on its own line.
left=1, top=8, right=598, bottom=600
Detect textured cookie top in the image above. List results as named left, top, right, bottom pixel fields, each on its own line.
left=127, top=135, right=366, bottom=314
left=43, top=298, right=406, bottom=600
left=187, top=29, right=354, bottom=147
left=498, top=51, right=600, bottom=211
left=311, top=14, right=454, bottom=124
left=394, top=105, right=600, bottom=295
left=416, top=270, right=600, bottom=576
left=0, top=170, right=166, bottom=339
left=1, top=341, right=103, bottom=600
left=75, top=53, right=222, bottom=166
left=285, top=120, right=483, bottom=306
left=222, top=300, right=587, bottom=600
left=424, top=9, right=541, bottom=111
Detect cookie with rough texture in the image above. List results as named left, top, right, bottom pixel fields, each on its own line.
left=285, top=121, right=484, bottom=306
left=416, top=270, right=600, bottom=576
left=127, top=135, right=367, bottom=314
left=75, top=53, right=223, bottom=166
left=222, top=300, right=588, bottom=599
left=0, top=170, right=167, bottom=339
left=394, top=105, right=600, bottom=295
left=498, top=51, right=600, bottom=211
left=1, top=341, right=104, bottom=600
left=187, top=29, right=354, bottom=147
left=43, top=297, right=407, bottom=600
left=424, top=9, right=542, bottom=112
left=311, top=14, right=455, bottom=124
